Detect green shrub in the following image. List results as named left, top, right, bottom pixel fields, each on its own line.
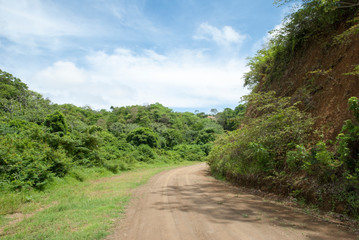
left=126, top=127, right=159, bottom=148
left=286, top=144, right=311, bottom=171
left=161, top=128, right=183, bottom=149
left=0, top=121, right=17, bottom=135
left=44, top=111, right=68, bottom=136
left=336, top=97, right=359, bottom=176
left=247, top=142, right=272, bottom=173
left=200, top=143, right=213, bottom=156
left=173, top=144, right=206, bottom=161
left=348, top=96, right=359, bottom=120
left=314, top=142, right=335, bottom=168
left=216, top=105, right=246, bottom=131
left=0, top=69, right=226, bottom=194
left=103, top=161, right=120, bottom=173
left=245, top=1, right=358, bottom=89
left=136, top=144, right=157, bottom=162
left=108, top=122, right=126, bottom=137
left=208, top=92, right=314, bottom=175
left=195, top=128, right=216, bottom=145
left=0, top=135, right=54, bottom=190
left=68, top=167, right=87, bottom=182
left=45, top=147, right=72, bottom=177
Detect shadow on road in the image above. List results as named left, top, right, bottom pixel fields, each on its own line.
left=150, top=169, right=355, bottom=240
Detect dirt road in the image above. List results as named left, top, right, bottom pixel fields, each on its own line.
left=106, top=163, right=357, bottom=240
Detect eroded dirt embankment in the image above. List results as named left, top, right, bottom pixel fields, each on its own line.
left=256, top=20, right=359, bottom=141
left=106, top=163, right=357, bottom=240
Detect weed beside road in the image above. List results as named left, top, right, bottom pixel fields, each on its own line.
left=0, top=161, right=198, bottom=240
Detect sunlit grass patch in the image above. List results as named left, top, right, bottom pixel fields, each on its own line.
left=0, top=161, right=198, bottom=240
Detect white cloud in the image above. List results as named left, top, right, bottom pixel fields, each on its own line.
left=35, top=61, right=86, bottom=87
left=194, top=23, right=246, bottom=47
left=32, top=49, right=249, bottom=110
left=0, top=0, right=87, bottom=50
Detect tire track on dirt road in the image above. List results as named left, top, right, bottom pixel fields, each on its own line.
left=106, top=163, right=357, bottom=240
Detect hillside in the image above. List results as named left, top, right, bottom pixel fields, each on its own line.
left=256, top=14, right=359, bottom=140
left=0, top=70, right=224, bottom=191
left=208, top=0, right=359, bottom=218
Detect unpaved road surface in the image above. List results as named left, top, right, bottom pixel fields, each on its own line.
left=107, top=163, right=357, bottom=240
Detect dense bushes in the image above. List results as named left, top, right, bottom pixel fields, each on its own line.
left=208, top=92, right=314, bottom=175
left=0, top=70, right=223, bottom=191
left=244, top=0, right=359, bottom=89
left=0, top=70, right=28, bottom=113
left=336, top=97, right=359, bottom=177
left=232, top=0, right=359, bottom=217
left=208, top=94, right=359, bottom=216
left=173, top=144, right=206, bottom=162
left=0, top=130, right=72, bottom=190
left=44, top=111, right=68, bottom=135
left=215, top=105, right=246, bottom=131
left=126, top=127, right=159, bottom=148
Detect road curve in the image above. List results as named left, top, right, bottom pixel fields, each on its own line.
left=106, top=163, right=357, bottom=240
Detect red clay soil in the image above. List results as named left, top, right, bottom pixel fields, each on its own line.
left=106, top=163, right=357, bottom=240
left=257, top=20, right=359, bottom=141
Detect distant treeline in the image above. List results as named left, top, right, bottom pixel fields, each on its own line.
left=0, top=69, right=243, bottom=191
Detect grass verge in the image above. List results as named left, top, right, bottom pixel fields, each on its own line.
left=0, top=161, right=199, bottom=240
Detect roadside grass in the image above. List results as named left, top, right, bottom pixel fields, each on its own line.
left=209, top=170, right=226, bottom=182
left=0, top=161, right=199, bottom=240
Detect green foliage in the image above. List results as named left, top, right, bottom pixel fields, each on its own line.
left=344, top=64, right=359, bottom=77
left=244, top=46, right=278, bottom=89
left=216, top=104, right=246, bottom=131
left=245, top=0, right=358, bottom=89
left=0, top=133, right=72, bottom=190
left=195, top=128, right=216, bottom=145
left=314, top=142, right=335, bottom=167
left=335, top=17, right=359, bottom=43
left=208, top=92, right=314, bottom=175
left=132, top=144, right=157, bottom=162
left=209, top=94, right=359, bottom=217
left=276, top=0, right=359, bottom=11
left=126, top=127, right=159, bottom=148
left=173, top=144, right=206, bottom=162
left=161, top=128, right=183, bottom=149
left=0, top=69, right=223, bottom=193
left=0, top=70, right=29, bottom=114
left=348, top=96, right=359, bottom=120
left=286, top=144, right=311, bottom=171
left=242, top=2, right=359, bottom=215
left=200, top=143, right=213, bottom=156
left=44, top=111, right=68, bottom=136
left=305, top=141, right=342, bottom=182
left=284, top=97, right=358, bottom=215
left=108, top=122, right=126, bottom=137
left=336, top=97, right=359, bottom=176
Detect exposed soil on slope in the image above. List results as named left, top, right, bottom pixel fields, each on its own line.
left=258, top=21, right=359, bottom=141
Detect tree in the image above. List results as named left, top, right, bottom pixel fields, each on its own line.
left=162, top=129, right=183, bottom=148
left=126, top=127, right=159, bottom=148
left=0, top=69, right=29, bottom=114
left=44, top=111, right=68, bottom=136
left=216, top=104, right=246, bottom=131
left=210, top=108, right=218, bottom=115
left=274, top=0, right=359, bottom=8
left=195, top=128, right=216, bottom=145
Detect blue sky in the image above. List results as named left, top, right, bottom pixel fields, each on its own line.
left=0, top=0, right=288, bottom=112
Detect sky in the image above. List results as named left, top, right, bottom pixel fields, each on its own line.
left=0, top=0, right=288, bottom=113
